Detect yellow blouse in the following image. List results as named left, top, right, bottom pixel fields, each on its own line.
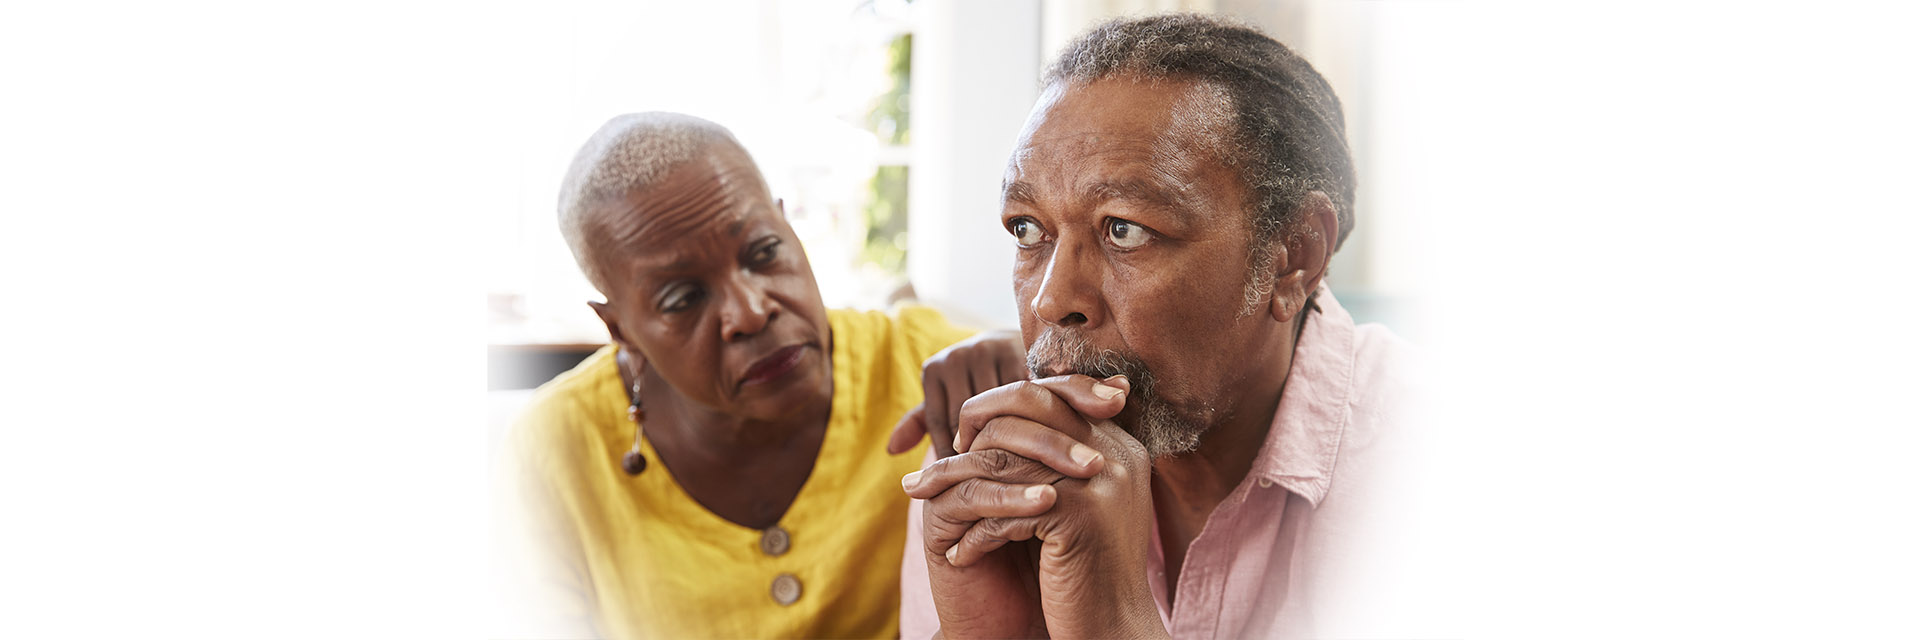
left=508, top=306, right=971, bottom=639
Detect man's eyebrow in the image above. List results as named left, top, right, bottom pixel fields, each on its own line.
left=1085, top=178, right=1185, bottom=210
left=1003, top=180, right=1036, bottom=205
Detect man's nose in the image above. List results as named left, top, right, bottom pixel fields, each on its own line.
left=1028, top=241, right=1101, bottom=329
left=717, top=274, right=776, bottom=341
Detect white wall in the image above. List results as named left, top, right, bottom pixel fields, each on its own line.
left=907, top=0, right=1043, bottom=330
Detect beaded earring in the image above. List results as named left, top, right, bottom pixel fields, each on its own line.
left=620, top=379, right=647, bottom=475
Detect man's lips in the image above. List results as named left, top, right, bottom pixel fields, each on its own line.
left=740, top=344, right=809, bottom=386
left=1033, top=362, right=1073, bottom=378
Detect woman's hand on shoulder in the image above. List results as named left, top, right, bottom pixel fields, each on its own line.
left=887, top=330, right=1027, bottom=458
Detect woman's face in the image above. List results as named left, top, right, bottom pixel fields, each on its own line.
left=589, top=145, right=832, bottom=422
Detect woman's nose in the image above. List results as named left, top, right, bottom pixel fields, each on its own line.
left=718, top=276, right=775, bottom=341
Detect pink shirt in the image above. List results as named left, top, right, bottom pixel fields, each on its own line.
left=900, top=285, right=1413, bottom=639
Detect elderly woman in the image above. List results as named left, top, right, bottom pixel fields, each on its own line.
left=505, top=112, right=1023, bottom=638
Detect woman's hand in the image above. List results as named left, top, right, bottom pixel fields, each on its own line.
left=888, top=330, right=1028, bottom=458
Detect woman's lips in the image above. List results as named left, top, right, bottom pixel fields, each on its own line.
left=740, top=344, right=808, bottom=387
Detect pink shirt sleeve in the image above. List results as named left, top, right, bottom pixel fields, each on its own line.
left=898, top=451, right=940, bottom=639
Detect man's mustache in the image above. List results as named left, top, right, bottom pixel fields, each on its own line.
left=1025, top=329, right=1151, bottom=384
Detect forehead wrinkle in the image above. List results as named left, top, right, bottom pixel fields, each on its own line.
left=628, top=214, right=759, bottom=279
left=589, top=161, right=761, bottom=281
left=1083, top=175, right=1190, bottom=213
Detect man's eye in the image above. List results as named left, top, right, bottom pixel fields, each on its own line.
left=1007, top=217, right=1045, bottom=247
left=1106, top=218, right=1150, bottom=249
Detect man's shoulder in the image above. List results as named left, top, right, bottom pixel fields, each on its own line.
left=1331, top=322, right=1420, bottom=468
left=1349, top=323, right=1416, bottom=395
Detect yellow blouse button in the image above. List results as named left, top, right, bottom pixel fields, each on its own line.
left=771, top=573, right=802, bottom=606
left=760, top=526, right=791, bottom=556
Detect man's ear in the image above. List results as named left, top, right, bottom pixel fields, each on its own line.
left=1268, top=191, right=1339, bottom=325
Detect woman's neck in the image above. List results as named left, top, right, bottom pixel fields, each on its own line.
left=616, top=349, right=834, bottom=529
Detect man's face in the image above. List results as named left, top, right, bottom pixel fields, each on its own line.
left=1004, top=76, right=1272, bottom=457
left=590, top=145, right=833, bottom=422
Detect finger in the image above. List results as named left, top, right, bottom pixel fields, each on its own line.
left=887, top=404, right=927, bottom=455
left=954, top=378, right=1118, bottom=454
left=920, top=481, right=1055, bottom=554
left=903, top=449, right=1066, bottom=500
left=921, top=368, right=955, bottom=458
left=938, top=372, right=974, bottom=455
left=997, top=353, right=1030, bottom=390
left=971, top=415, right=1105, bottom=478
left=946, top=515, right=1045, bottom=567
left=1028, top=374, right=1131, bottom=422
left=963, top=355, right=1002, bottom=436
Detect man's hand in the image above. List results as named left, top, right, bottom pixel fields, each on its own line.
left=904, top=375, right=1167, bottom=639
left=889, top=330, right=1028, bottom=458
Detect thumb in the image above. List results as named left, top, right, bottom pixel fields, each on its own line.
left=887, top=404, right=929, bottom=455
left=1028, top=374, right=1131, bottom=421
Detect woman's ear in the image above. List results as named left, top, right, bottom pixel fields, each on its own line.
left=589, top=300, right=631, bottom=349
left=1268, top=191, right=1339, bottom=325
left=590, top=300, right=650, bottom=375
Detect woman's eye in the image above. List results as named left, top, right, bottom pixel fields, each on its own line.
left=1008, top=217, right=1045, bottom=247
left=660, top=284, right=702, bottom=312
left=749, top=239, right=780, bottom=266
left=1106, top=218, right=1151, bottom=249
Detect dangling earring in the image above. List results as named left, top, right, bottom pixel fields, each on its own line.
left=620, top=379, right=648, bottom=475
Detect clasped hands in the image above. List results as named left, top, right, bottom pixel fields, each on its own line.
left=904, top=374, right=1170, bottom=639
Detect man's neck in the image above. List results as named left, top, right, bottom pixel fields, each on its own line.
left=1149, top=309, right=1307, bottom=600
left=1148, top=372, right=1285, bottom=529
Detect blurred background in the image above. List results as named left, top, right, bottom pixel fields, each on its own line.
left=485, top=0, right=1423, bottom=391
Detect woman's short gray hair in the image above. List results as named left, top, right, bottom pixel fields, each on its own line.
left=557, top=112, right=742, bottom=293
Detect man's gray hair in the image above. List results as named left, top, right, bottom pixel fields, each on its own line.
left=1045, top=13, right=1356, bottom=315
left=557, top=112, right=743, bottom=294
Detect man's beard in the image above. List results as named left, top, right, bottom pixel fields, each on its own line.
left=1024, top=328, right=1206, bottom=458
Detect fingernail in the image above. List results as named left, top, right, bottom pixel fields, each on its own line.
left=1094, top=382, right=1125, bottom=400
left=945, top=546, right=960, bottom=565
left=901, top=470, right=922, bottom=490
left=1103, top=374, right=1131, bottom=393
left=1025, top=485, right=1048, bottom=502
left=1070, top=443, right=1102, bottom=467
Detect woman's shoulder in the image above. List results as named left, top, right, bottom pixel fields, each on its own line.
left=828, top=305, right=975, bottom=363
left=511, top=345, right=623, bottom=462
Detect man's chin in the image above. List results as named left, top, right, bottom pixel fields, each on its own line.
left=1117, top=399, right=1207, bottom=459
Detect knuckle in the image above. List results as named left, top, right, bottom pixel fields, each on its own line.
left=922, top=358, right=950, bottom=381
left=965, top=521, right=1001, bottom=545
left=950, top=479, right=983, bottom=504
left=976, top=449, right=1015, bottom=477
left=924, top=456, right=954, bottom=481
left=957, top=392, right=987, bottom=418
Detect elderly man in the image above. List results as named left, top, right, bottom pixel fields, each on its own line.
left=897, top=14, right=1411, bottom=639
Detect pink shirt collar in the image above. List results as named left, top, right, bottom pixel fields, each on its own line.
left=1249, top=283, right=1356, bottom=507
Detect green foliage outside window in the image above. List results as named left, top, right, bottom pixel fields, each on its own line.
left=861, top=33, right=912, bottom=275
